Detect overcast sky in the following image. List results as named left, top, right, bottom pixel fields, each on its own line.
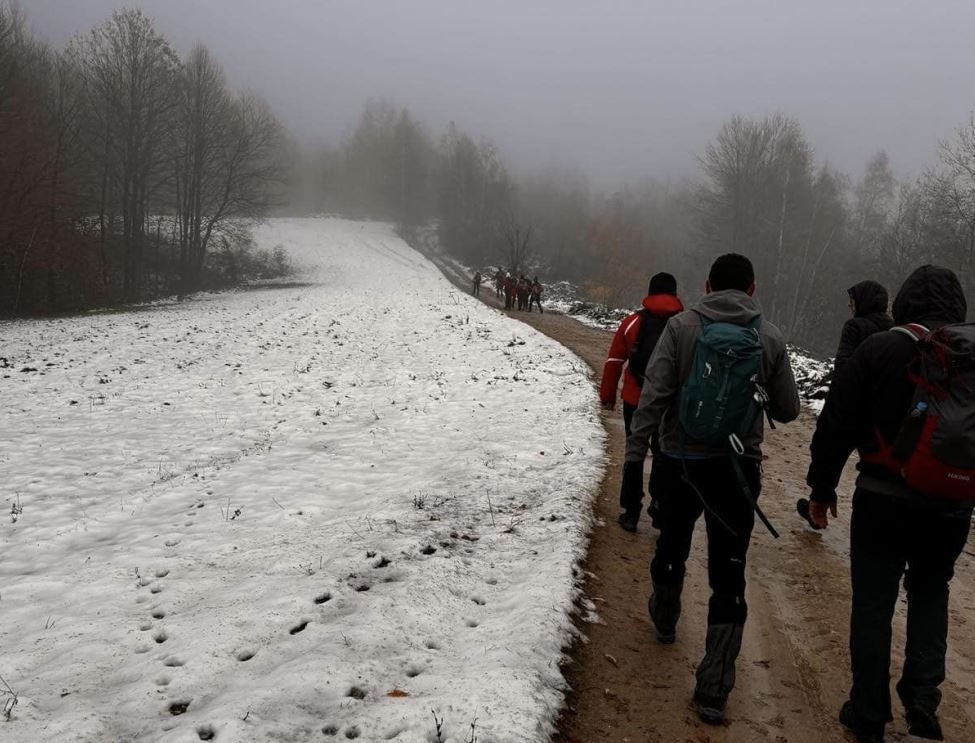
left=26, top=0, right=975, bottom=189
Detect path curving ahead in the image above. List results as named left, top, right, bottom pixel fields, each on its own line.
left=450, top=276, right=975, bottom=743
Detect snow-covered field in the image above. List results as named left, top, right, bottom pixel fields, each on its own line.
left=0, top=219, right=604, bottom=743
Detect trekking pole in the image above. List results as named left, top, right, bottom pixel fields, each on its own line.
left=729, top=435, right=779, bottom=539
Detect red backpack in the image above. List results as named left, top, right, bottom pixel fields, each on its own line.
left=863, top=323, right=975, bottom=503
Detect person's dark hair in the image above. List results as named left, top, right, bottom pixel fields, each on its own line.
left=648, top=272, right=677, bottom=296
left=708, top=254, right=754, bottom=292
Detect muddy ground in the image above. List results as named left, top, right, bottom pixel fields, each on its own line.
left=442, top=270, right=975, bottom=743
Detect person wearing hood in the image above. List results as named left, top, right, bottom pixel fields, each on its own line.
left=835, top=281, right=893, bottom=374
left=600, top=272, right=684, bottom=531
left=806, top=266, right=972, bottom=743
left=624, top=254, right=800, bottom=724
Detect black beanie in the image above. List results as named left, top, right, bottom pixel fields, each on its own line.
left=648, top=272, right=678, bottom=296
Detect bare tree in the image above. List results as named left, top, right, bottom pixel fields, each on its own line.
left=172, top=44, right=229, bottom=294
left=73, top=9, right=180, bottom=302
left=497, top=213, right=532, bottom=275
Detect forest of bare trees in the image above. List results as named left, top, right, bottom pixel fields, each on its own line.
left=0, top=5, right=285, bottom=314
left=4, top=3, right=975, bottom=355
left=292, top=99, right=975, bottom=354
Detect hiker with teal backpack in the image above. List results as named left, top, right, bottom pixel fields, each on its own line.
left=623, top=253, right=800, bottom=724
left=806, top=266, right=974, bottom=743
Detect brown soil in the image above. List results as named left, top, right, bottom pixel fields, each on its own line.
left=439, top=270, right=975, bottom=743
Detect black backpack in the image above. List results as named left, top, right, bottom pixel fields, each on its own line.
left=627, top=310, right=669, bottom=384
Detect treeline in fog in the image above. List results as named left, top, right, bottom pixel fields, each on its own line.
left=295, top=103, right=975, bottom=355
left=6, top=2, right=975, bottom=355
left=0, top=5, right=286, bottom=315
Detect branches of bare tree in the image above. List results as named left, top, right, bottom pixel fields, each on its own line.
left=497, top=213, right=532, bottom=276
left=0, top=4, right=287, bottom=314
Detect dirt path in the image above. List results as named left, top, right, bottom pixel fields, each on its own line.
left=435, top=267, right=975, bottom=742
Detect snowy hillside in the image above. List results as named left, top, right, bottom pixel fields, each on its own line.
left=0, top=219, right=604, bottom=743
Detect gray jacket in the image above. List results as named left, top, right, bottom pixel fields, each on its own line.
left=625, top=290, right=800, bottom=462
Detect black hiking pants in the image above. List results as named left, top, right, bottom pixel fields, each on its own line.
left=649, top=455, right=759, bottom=702
left=620, top=404, right=662, bottom=518
left=650, top=455, right=759, bottom=625
left=848, top=488, right=972, bottom=726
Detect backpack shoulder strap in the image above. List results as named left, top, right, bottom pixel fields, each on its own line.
left=892, top=323, right=930, bottom=342
left=691, top=309, right=711, bottom=328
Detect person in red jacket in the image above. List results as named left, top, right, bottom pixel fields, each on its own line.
left=600, top=272, right=684, bottom=531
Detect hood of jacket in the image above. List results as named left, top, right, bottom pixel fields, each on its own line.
left=642, top=293, right=684, bottom=317
left=694, top=289, right=761, bottom=324
left=848, top=280, right=889, bottom=317
left=891, top=265, right=967, bottom=327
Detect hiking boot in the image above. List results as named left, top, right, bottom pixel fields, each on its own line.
left=839, top=701, right=885, bottom=743
left=648, top=581, right=682, bottom=643
left=905, top=707, right=943, bottom=741
left=693, top=692, right=726, bottom=725
left=617, top=511, right=639, bottom=532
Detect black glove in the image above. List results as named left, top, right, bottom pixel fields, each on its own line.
left=620, top=460, right=645, bottom=511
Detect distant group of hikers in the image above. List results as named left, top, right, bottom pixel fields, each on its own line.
left=472, top=268, right=544, bottom=312
left=600, top=255, right=973, bottom=743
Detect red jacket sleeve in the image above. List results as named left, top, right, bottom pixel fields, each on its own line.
left=600, top=313, right=638, bottom=404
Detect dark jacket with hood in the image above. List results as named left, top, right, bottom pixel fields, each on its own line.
left=625, top=289, right=800, bottom=462
left=834, top=280, right=893, bottom=374
left=807, top=265, right=968, bottom=504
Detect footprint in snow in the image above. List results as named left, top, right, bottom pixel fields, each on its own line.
left=162, top=656, right=185, bottom=667
left=196, top=725, right=216, bottom=740
left=314, top=592, right=332, bottom=605
left=153, top=629, right=168, bottom=644
left=164, top=539, right=180, bottom=547
left=168, top=700, right=191, bottom=716
left=289, top=620, right=309, bottom=635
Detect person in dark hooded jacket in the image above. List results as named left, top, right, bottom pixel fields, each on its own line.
left=834, top=280, right=893, bottom=374
left=806, top=265, right=972, bottom=743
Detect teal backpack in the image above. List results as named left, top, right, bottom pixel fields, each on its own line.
left=678, top=312, right=779, bottom=537
left=679, top=314, right=763, bottom=445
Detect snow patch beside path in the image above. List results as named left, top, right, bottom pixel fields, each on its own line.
left=0, top=218, right=604, bottom=743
